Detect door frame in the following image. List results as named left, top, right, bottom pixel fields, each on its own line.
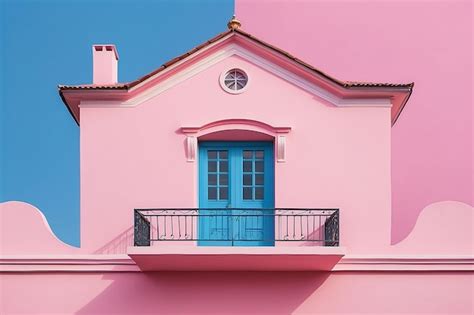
left=198, top=141, right=275, bottom=246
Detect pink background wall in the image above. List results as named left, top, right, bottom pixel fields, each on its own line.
left=236, top=0, right=473, bottom=244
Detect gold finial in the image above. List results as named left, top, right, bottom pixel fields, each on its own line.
left=227, top=15, right=241, bottom=30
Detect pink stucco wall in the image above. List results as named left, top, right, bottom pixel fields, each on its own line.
left=1, top=2, right=472, bottom=314
left=2, top=271, right=473, bottom=314
left=2, top=199, right=472, bottom=313
left=235, top=0, right=473, bottom=244
left=79, top=52, right=393, bottom=253
left=0, top=201, right=79, bottom=255
left=2, top=200, right=472, bottom=257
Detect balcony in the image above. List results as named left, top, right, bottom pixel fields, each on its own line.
left=128, top=208, right=345, bottom=271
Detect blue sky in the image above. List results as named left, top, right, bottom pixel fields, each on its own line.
left=0, top=0, right=233, bottom=246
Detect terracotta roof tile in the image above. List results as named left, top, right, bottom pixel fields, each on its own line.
left=59, top=28, right=413, bottom=92
left=59, top=26, right=414, bottom=126
left=343, top=81, right=414, bottom=88
left=58, top=84, right=129, bottom=90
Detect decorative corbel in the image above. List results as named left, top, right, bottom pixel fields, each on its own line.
left=185, top=136, right=197, bottom=162
left=277, top=135, right=286, bottom=162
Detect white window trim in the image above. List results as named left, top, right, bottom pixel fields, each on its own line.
left=219, top=68, right=250, bottom=94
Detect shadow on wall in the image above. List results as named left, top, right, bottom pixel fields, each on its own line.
left=94, top=226, right=134, bottom=254
left=77, top=271, right=330, bottom=314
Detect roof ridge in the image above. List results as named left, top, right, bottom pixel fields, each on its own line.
left=59, top=28, right=412, bottom=91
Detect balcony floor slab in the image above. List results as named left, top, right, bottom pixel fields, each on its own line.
left=127, top=246, right=346, bottom=271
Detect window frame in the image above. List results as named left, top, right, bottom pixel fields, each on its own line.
left=219, top=68, right=250, bottom=94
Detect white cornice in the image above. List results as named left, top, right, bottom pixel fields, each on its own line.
left=334, top=255, right=474, bottom=271
left=0, top=255, right=138, bottom=272
left=79, top=43, right=391, bottom=109
left=1, top=255, right=472, bottom=272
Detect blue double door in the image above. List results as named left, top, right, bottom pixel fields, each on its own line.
left=198, top=141, right=275, bottom=246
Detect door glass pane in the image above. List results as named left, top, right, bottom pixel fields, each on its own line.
left=219, top=174, right=228, bottom=185
left=243, top=161, right=252, bottom=172
left=207, top=150, right=228, bottom=201
left=241, top=149, right=266, bottom=202
left=243, top=187, right=253, bottom=200
left=208, top=174, right=217, bottom=185
left=219, top=187, right=228, bottom=200
left=243, top=174, right=252, bottom=186
left=219, top=161, right=228, bottom=172
left=208, top=151, right=218, bottom=159
left=208, top=161, right=217, bottom=172
left=208, top=187, right=217, bottom=200
left=255, top=187, right=264, bottom=200
left=255, top=161, right=264, bottom=172
left=243, top=150, right=253, bottom=159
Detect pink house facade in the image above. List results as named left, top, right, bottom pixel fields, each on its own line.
left=1, top=17, right=473, bottom=314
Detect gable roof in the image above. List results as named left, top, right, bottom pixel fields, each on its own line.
left=59, top=23, right=414, bottom=126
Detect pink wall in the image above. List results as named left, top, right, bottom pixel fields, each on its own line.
left=80, top=52, right=392, bottom=253
left=235, top=0, right=473, bottom=244
left=389, top=200, right=474, bottom=255
left=1, top=3, right=473, bottom=313
left=1, top=0, right=471, bottom=257
left=2, top=271, right=473, bottom=314
left=0, top=201, right=79, bottom=255
left=2, top=199, right=472, bottom=256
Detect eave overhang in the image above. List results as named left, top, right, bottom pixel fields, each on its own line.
left=59, top=28, right=413, bottom=126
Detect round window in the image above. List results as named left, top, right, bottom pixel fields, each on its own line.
left=221, top=69, right=248, bottom=93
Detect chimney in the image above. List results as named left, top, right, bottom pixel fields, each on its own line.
left=92, top=44, right=119, bottom=85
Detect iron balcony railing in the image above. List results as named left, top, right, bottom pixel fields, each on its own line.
left=134, top=208, right=339, bottom=247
